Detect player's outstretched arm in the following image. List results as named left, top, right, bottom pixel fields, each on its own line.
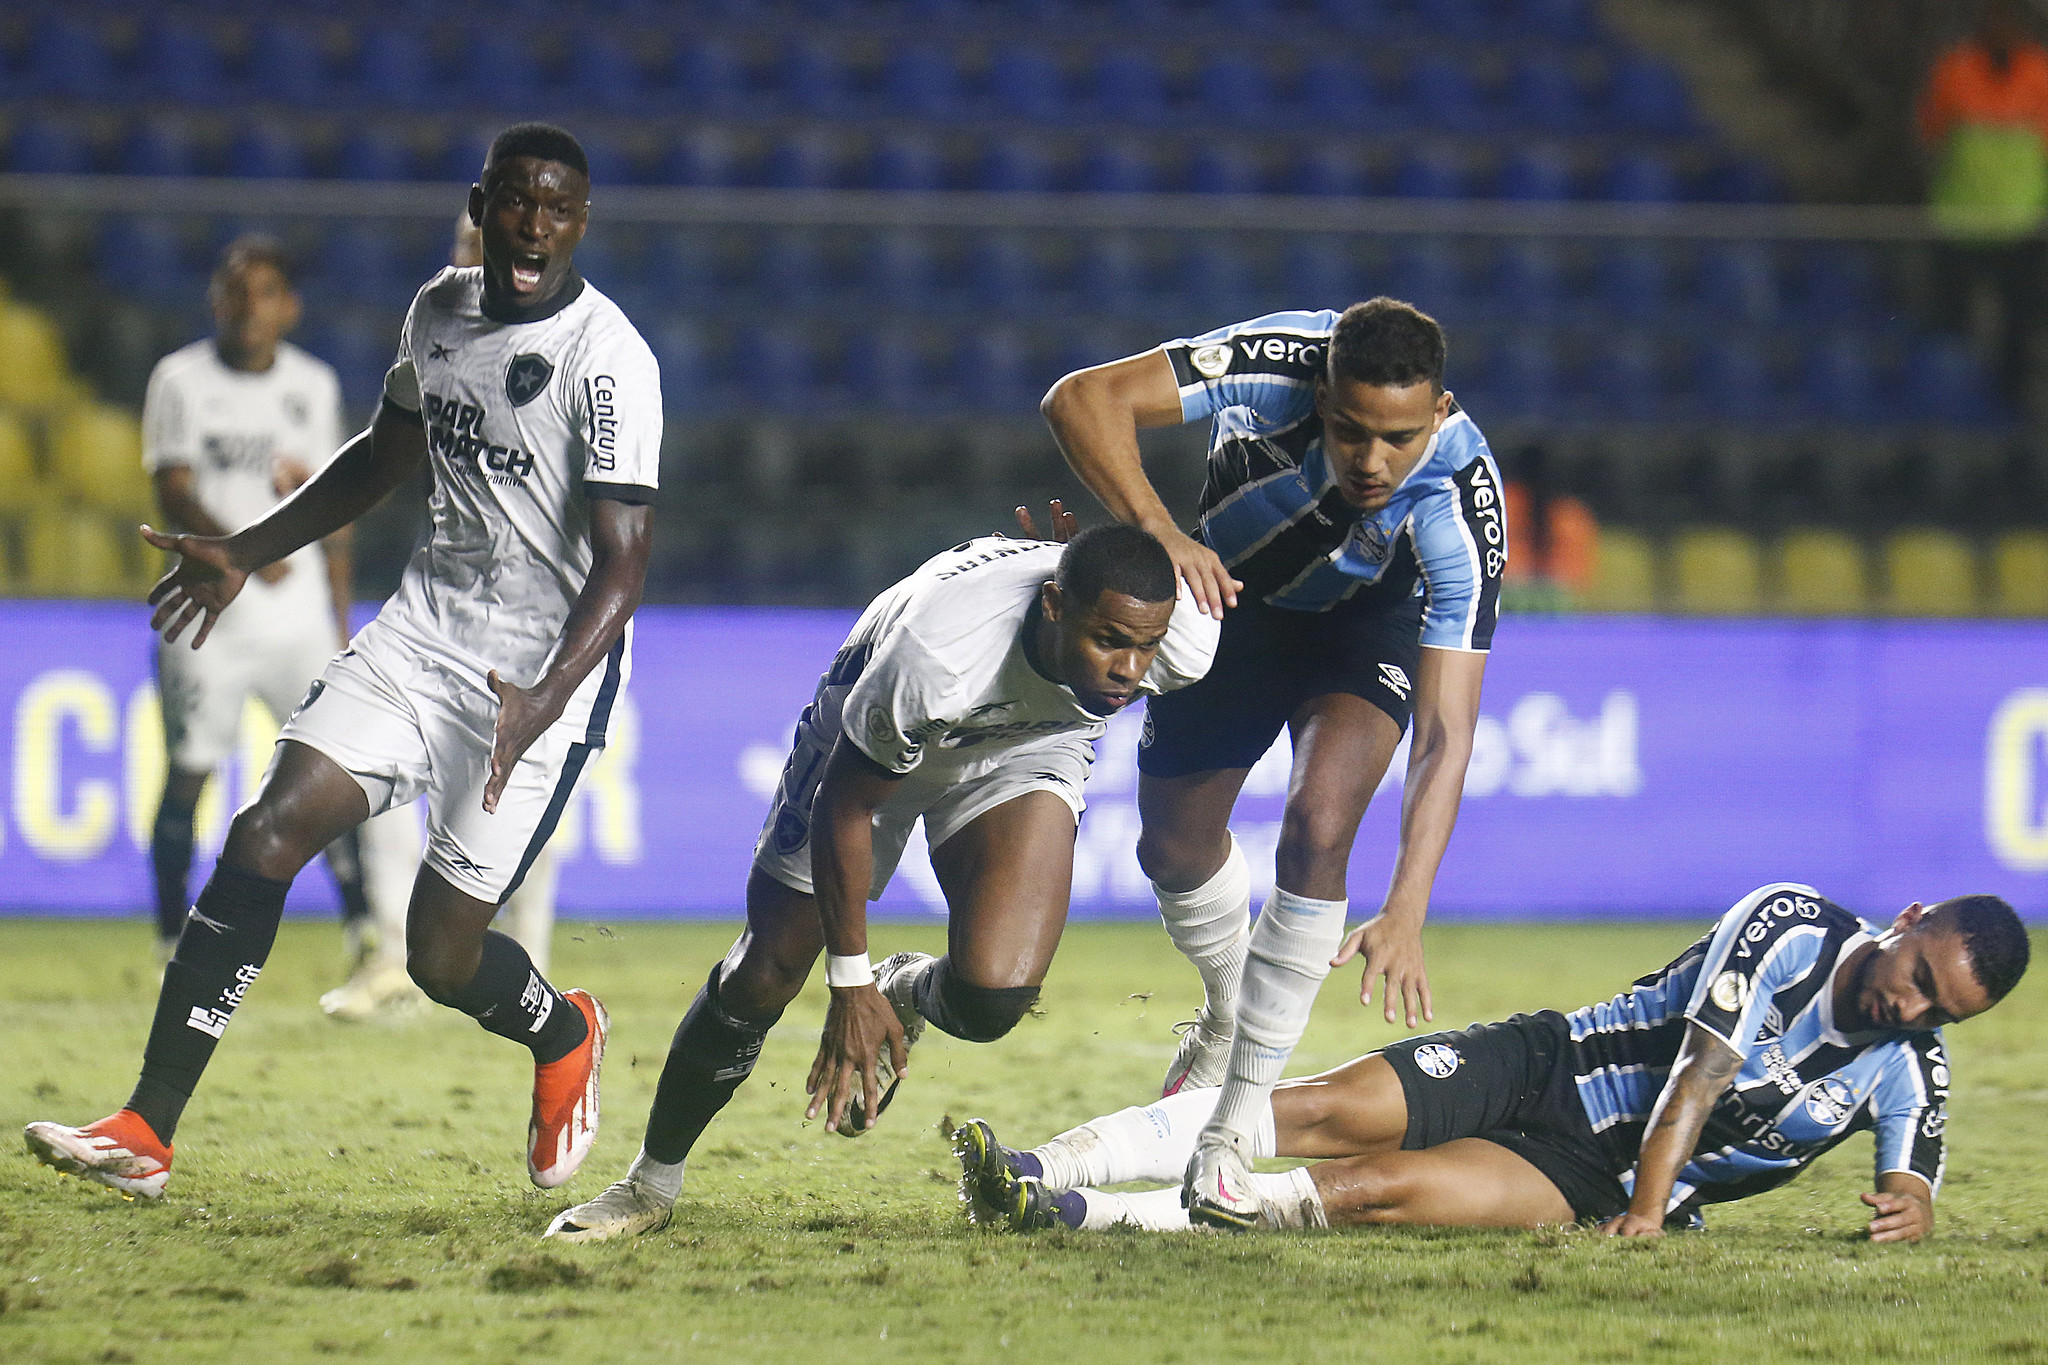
left=803, top=737, right=910, bottom=1135
left=1333, top=646, right=1485, bottom=1027
left=1040, top=349, right=1241, bottom=618
left=483, top=497, right=652, bottom=812
left=142, top=403, right=427, bottom=648
left=1603, top=1022, right=1741, bottom=1237
left=1863, top=1172, right=1935, bottom=1244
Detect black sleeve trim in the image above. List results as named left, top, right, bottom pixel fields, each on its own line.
left=379, top=395, right=424, bottom=427
left=584, top=480, right=657, bottom=505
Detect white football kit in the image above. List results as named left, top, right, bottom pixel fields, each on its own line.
left=279, top=268, right=661, bottom=903
left=755, top=537, right=1220, bottom=897
left=143, top=340, right=346, bottom=771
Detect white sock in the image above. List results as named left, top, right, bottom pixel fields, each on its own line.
left=1030, top=1087, right=1274, bottom=1191
left=625, top=1146, right=685, bottom=1204
left=1154, top=833, right=1252, bottom=1025
left=1253, top=1167, right=1328, bottom=1230
left=1070, top=1173, right=1319, bottom=1233
left=1203, top=888, right=1347, bottom=1147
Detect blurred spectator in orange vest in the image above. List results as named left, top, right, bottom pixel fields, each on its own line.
left=1919, top=0, right=2048, bottom=407
left=1503, top=443, right=1597, bottom=611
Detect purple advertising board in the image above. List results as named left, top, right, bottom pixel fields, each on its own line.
left=1, top=601, right=2043, bottom=921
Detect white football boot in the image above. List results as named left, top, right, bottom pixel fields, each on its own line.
left=833, top=951, right=930, bottom=1137
left=544, top=1176, right=675, bottom=1243
left=1161, top=1011, right=1233, bottom=1097
left=1183, top=1134, right=1262, bottom=1231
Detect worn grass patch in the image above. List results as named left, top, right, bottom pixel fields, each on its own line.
left=2, top=918, right=2045, bottom=1364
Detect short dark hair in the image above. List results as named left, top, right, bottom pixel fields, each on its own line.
left=482, top=122, right=590, bottom=186
left=213, top=233, right=293, bottom=288
left=1327, top=297, right=1447, bottom=392
left=1055, top=524, right=1177, bottom=608
left=1930, top=894, right=2030, bottom=1003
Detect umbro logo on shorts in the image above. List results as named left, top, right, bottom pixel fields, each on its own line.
left=1378, top=662, right=1412, bottom=700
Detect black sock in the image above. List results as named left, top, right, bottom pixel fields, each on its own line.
left=149, top=805, right=197, bottom=943
left=127, top=862, right=291, bottom=1142
left=324, top=828, right=371, bottom=928
left=642, top=963, right=780, bottom=1166
left=432, top=931, right=588, bottom=1064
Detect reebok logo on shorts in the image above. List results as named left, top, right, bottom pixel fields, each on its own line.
left=1378, top=662, right=1412, bottom=700
left=1413, top=1043, right=1461, bottom=1078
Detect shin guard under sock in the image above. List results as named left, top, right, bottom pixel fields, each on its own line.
left=127, top=862, right=290, bottom=1141
left=1204, top=888, right=1348, bottom=1146
left=909, top=955, right=1040, bottom=1042
left=435, top=931, right=588, bottom=1064
left=149, top=806, right=198, bottom=943
left=642, top=964, right=779, bottom=1166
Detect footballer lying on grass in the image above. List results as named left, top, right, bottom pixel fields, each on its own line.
left=957, top=885, right=2028, bottom=1240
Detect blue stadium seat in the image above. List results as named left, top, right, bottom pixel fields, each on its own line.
left=1495, top=145, right=1577, bottom=201
left=843, top=323, right=927, bottom=412
left=862, top=230, right=941, bottom=309
left=1411, top=0, right=1491, bottom=37
left=1385, top=239, right=1464, bottom=312
left=28, top=17, right=117, bottom=101
left=1313, top=0, right=1397, bottom=35
left=119, top=121, right=202, bottom=178
left=1489, top=239, right=1568, bottom=318
left=650, top=318, right=713, bottom=412
left=952, top=325, right=1037, bottom=414
left=882, top=45, right=964, bottom=119
left=975, top=134, right=1058, bottom=192
left=1283, top=236, right=1362, bottom=309
left=439, top=128, right=496, bottom=184
left=228, top=123, right=311, bottom=180
left=869, top=133, right=947, bottom=191
left=565, top=31, right=645, bottom=114
left=734, top=322, right=821, bottom=411
left=1188, top=143, right=1263, bottom=195
left=644, top=229, right=720, bottom=302
left=455, top=30, right=542, bottom=109
left=1507, top=53, right=1585, bottom=133
left=1588, top=331, right=1666, bottom=420
left=1486, top=331, right=1563, bottom=418
left=333, top=127, right=411, bottom=181
left=752, top=230, right=829, bottom=306
left=1696, top=157, right=1782, bottom=204
left=1390, top=143, right=1470, bottom=199
left=987, top=45, right=1067, bottom=122
left=1516, top=0, right=1602, bottom=41
left=1801, top=333, right=1883, bottom=420
left=1178, top=235, right=1259, bottom=316
left=319, top=221, right=408, bottom=306
left=1077, top=138, right=1159, bottom=194
left=1194, top=55, right=1276, bottom=127
left=98, top=217, right=193, bottom=306
left=1405, top=53, right=1490, bottom=133
left=1692, top=334, right=1776, bottom=417
left=569, top=233, right=627, bottom=295
left=1074, top=233, right=1149, bottom=311
left=1901, top=334, right=2001, bottom=424
left=1601, top=149, right=1680, bottom=202
left=1296, top=58, right=1385, bottom=133
left=1606, top=54, right=1693, bottom=135
left=966, top=232, right=1047, bottom=313
left=246, top=20, right=332, bottom=105
left=1090, top=52, right=1168, bottom=125
left=7, top=115, right=93, bottom=175
left=1694, top=241, right=1780, bottom=323
left=1795, top=248, right=1879, bottom=325
left=1595, top=242, right=1673, bottom=321
left=667, top=39, right=747, bottom=115
left=655, top=128, right=741, bottom=187
left=776, top=39, right=855, bottom=118
left=579, top=133, right=636, bottom=187
left=351, top=29, right=433, bottom=110
left=301, top=314, right=396, bottom=413
left=138, top=19, right=228, bottom=106
left=762, top=131, right=841, bottom=189
left=1288, top=144, right=1370, bottom=197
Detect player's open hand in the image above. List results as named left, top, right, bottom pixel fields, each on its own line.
left=1332, top=911, right=1434, bottom=1028
left=1013, top=499, right=1078, bottom=543
left=1862, top=1189, right=1931, bottom=1243
left=1598, top=1212, right=1665, bottom=1238
left=806, top=983, right=909, bottom=1135
left=1154, top=524, right=1241, bottom=620
left=141, top=525, right=250, bottom=649
left=484, top=670, right=564, bottom=814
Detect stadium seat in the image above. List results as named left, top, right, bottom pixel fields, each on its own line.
left=1693, top=334, right=1776, bottom=419
left=1580, top=527, right=1658, bottom=611
left=1883, top=529, right=1978, bottom=615
left=1412, top=0, right=1492, bottom=37
left=1385, top=239, right=1464, bottom=313
left=952, top=326, right=1037, bottom=414
left=1606, top=54, right=1693, bottom=135
left=776, top=39, right=855, bottom=118
left=975, top=134, right=1058, bottom=193
left=656, top=128, right=741, bottom=187
left=565, top=31, right=646, bottom=114
left=49, top=404, right=149, bottom=517
left=1495, top=144, right=1577, bottom=202
left=1391, top=143, right=1470, bottom=199
left=752, top=230, right=829, bottom=306
left=1595, top=241, right=1673, bottom=321
left=1507, top=53, right=1586, bottom=133
left=27, top=17, right=118, bottom=101
left=650, top=318, right=712, bottom=411
left=24, top=506, right=131, bottom=598
left=138, top=19, right=228, bottom=106
left=1090, top=52, right=1168, bottom=124
left=0, top=409, right=47, bottom=514
left=1194, top=55, right=1276, bottom=126
left=6, top=115, right=93, bottom=175
left=96, top=216, right=193, bottom=307
left=844, top=323, right=927, bottom=412
left=1694, top=241, right=1780, bottom=323
left=1989, top=530, right=2048, bottom=614
left=301, top=313, right=397, bottom=413
left=1188, top=143, right=1263, bottom=195
left=1077, top=138, right=1159, bottom=194
left=119, top=121, right=202, bottom=178
left=1801, top=333, right=1884, bottom=421
left=1696, top=157, right=1782, bottom=204
left=882, top=45, right=964, bottom=119
left=569, top=233, right=627, bottom=295
left=1602, top=150, right=1681, bottom=203
left=578, top=133, right=636, bottom=188
left=1776, top=528, right=1868, bottom=614
left=1296, top=57, right=1383, bottom=132
left=0, top=302, right=77, bottom=412
left=862, top=229, right=941, bottom=308
left=319, top=220, right=409, bottom=307
left=1405, top=54, right=1490, bottom=133
left=762, top=131, right=842, bottom=190
left=869, top=133, right=946, bottom=192
left=966, top=232, right=1047, bottom=313
left=1518, top=0, right=1602, bottom=41
left=334, top=127, right=414, bottom=181
left=1670, top=526, right=1762, bottom=614
left=1284, top=236, right=1362, bottom=310
left=228, top=124, right=311, bottom=180
left=1485, top=331, right=1564, bottom=419
left=439, top=127, right=498, bottom=184
left=1313, top=0, right=1397, bottom=35
left=734, top=322, right=821, bottom=412
left=1589, top=331, right=1666, bottom=421
left=644, top=229, right=719, bottom=301
left=1177, top=235, right=1257, bottom=316
left=351, top=28, right=434, bottom=109
left=1074, top=233, right=1149, bottom=312
left=987, top=45, right=1068, bottom=122
left=1288, top=144, right=1370, bottom=197
left=1489, top=239, right=1568, bottom=318
left=246, top=20, right=332, bottom=105
left=463, top=30, right=546, bottom=109
left=1900, top=335, right=2001, bottom=424
left=667, top=39, right=747, bottom=115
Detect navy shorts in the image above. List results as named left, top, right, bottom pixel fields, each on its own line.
left=1137, top=595, right=1424, bottom=779
left=1382, top=1011, right=1631, bottom=1224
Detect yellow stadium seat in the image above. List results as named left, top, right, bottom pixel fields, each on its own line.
left=0, top=408, right=50, bottom=513
left=1776, top=529, right=1869, bottom=615
left=1990, top=531, right=2048, bottom=615
left=1884, top=529, right=1979, bottom=616
left=24, top=505, right=129, bottom=598
left=0, top=302, right=75, bottom=412
left=50, top=403, right=151, bottom=517
left=1670, top=527, right=1762, bottom=614
left=1581, top=527, right=1658, bottom=611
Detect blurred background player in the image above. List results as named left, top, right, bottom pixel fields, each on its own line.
left=142, top=235, right=399, bottom=984
left=1041, top=299, right=1502, bottom=1230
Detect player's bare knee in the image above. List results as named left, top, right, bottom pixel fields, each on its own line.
left=1274, top=810, right=1354, bottom=888
left=1311, top=1159, right=1412, bottom=1226
left=220, top=802, right=314, bottom=881
left=719, top=949, right=811, bottom=1017
left=1136, top=826, right=1220, bottom=892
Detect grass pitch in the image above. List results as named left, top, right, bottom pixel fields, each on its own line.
left=3, top=917, right=2046, bottom=1365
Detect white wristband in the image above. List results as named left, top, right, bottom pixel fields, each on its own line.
left=826, top=953, right=875, bottom=988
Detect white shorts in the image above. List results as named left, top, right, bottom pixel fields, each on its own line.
left=751, top=721, right=1093, bottom=900
left=276, top=635, right=597, bottom=904
left=157, top=621, right=338, bottom=771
